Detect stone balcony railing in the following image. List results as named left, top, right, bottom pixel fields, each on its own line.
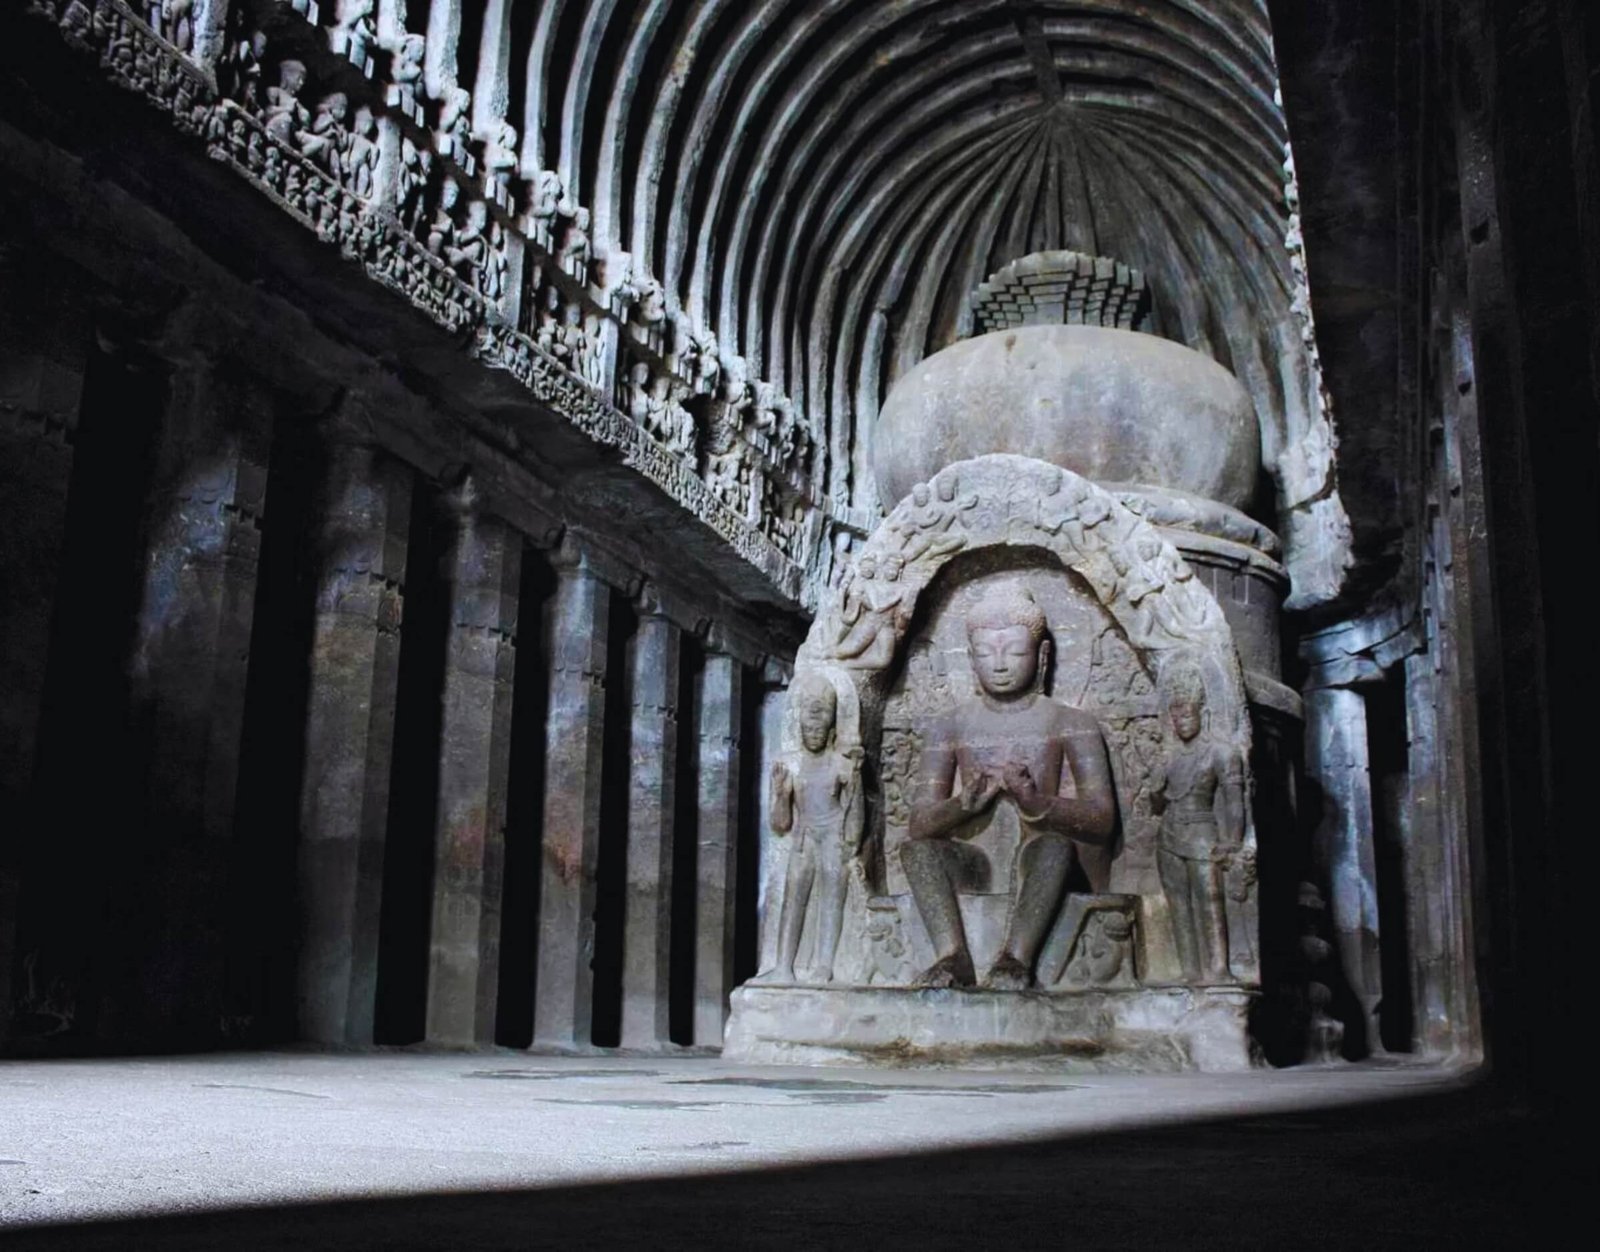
left=25, top=0, right=838, bottom=607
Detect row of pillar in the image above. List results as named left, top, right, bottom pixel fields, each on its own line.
left=0, top=277, right=762, bottom=1053
left=296, top=451, right=758, bottom=1050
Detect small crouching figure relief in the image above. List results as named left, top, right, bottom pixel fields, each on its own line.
left=831, top=553, right=908, bottom=671
left=754, top=675, right=864, bottom=986
left=1152, top=664, right=1248, bottom=984
left=904, top=583, right=1118, bottom=990
left=1063, top=908, right=1136, bottom=989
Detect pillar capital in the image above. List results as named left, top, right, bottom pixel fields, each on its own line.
left=703, top=620, right=768, bottom=671
left=548, top=534, right=640, bottom=596
left=759, top=655, right=793, bottom=689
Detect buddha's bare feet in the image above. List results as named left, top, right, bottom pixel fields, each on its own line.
left=982, top=954, right=1033, bottom=990
left=914, top=952, right=975, bottom=989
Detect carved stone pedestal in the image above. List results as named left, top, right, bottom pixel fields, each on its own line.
left=724, top=985, right=1256, bottom=1073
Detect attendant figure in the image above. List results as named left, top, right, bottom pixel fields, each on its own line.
left=1152, top=665, right=1246, bottom=983
left=755, top=677, right=864, bottom=985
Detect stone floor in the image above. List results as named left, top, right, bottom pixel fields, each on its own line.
left=0, top=1051, right=1575, bottom=1249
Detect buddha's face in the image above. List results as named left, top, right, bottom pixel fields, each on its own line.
left=797, top=690, right=837, bottom=752
left=969, top=624, right=1042, bottom=698
left=1170, top=697, right=1202, bottom=742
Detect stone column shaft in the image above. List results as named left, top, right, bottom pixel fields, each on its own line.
left=620, top=606, right=679, bottom=1048
left=296, top=441, right=412, bottom=1045
left=425, top=507, right=520, bottom=1046
left=532, top=555, right=610, bottom=1047
left=128, top=361, right=272, bottom=1040
left=693, top=652, right=742, bottom=1046
left=1305, top=683, right=1384, bottom=1050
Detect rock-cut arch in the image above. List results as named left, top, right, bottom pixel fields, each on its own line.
left=794, top=452, right=1253, bottom=787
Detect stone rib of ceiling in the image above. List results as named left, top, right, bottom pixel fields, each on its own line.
left=495, top=0, right=1343, bottom=601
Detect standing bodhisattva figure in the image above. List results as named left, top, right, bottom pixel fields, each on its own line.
left=756, top=676, right=864, bottom=985
left=906, top=583, right=1118, bottom=989
left=1152, top=665, right=1246, bottom=982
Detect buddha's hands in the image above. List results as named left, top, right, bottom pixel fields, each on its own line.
left=1002, top=763, right=1050, bottom=821
left=958, top=769, right=1003, bottom=815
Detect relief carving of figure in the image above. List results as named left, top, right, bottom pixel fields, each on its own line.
left=903, top=583, right=1118, bottom=989
left=438, top=84, right=472, bottom=156
left=264, top=59, right=310, bottom=144
left=398, top=139, right=432, bottom=233
left=388, top=32, right=425, bottom=115
left=1152, top=665, right=1247, bottom=983
left=300, top=92, right=349, bottom=178
left=627, top=362, right=694, bottom=457
left=635, top=275, right=667, bottom=326
left=862, top=902, right=912, bottom=986
left=831, top=553, right=908, bottom=671
left=676, top=318, right=720, bottom=391
left=482, top=221, right=509, bottom=301
left=343, top=105, right=379, bottom=200
left=1062, top=908, right=1136, bottom=988
left=754, top=676, right=864, bottom=985
left=484, top=120, right=518, bottom=202
left=225, top=29, right=265, bottom=106
left=558, top=204, right=591, bottom=274
left=705, top=445, right=743, bottom=510
left=446, top=199, right=488, bottom=278
left=889, top=476, right=978, bottom=565
left=427, top=176, right=460, bottom=257
left=529, top=169, right=563, bottom=228
left=742, top=458, right=765, bottom=527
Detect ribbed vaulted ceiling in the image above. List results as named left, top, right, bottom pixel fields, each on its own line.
left=450, top=0, right=1345, bottom=598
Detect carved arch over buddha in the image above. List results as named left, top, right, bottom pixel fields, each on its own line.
left=800, top=455, right=1252, bottom=756
left=779, top=454, right=1260, bottom=989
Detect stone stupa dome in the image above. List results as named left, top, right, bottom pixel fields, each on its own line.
left=874, top=292, right=1261, bottom=514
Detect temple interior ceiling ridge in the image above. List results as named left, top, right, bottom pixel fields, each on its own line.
left=514, top=0, right=1347, bottom=597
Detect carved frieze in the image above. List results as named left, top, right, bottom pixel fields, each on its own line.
left=24, top=0, right=825, bottom=605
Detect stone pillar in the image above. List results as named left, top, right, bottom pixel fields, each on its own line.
left=1402, top=649, right=1469, bottom=1058
left=531, top=548, right=610, bottom=1047
left=1304, top=683, right=1384, bottom=1054
left=0, top=257, right=86, bottom=1042
left=296, top=437, right=412, bottom=1045
left=620, top=593, right=680, bottom=1048
left=425, top=490, right=521, bottom=1046
left=693, top=647, right=743, bottom=1046
left=125, top=359, right=272, bottom=1042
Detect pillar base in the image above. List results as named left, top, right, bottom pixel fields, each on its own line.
left=723, top=984, right=1258, bottom=1073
